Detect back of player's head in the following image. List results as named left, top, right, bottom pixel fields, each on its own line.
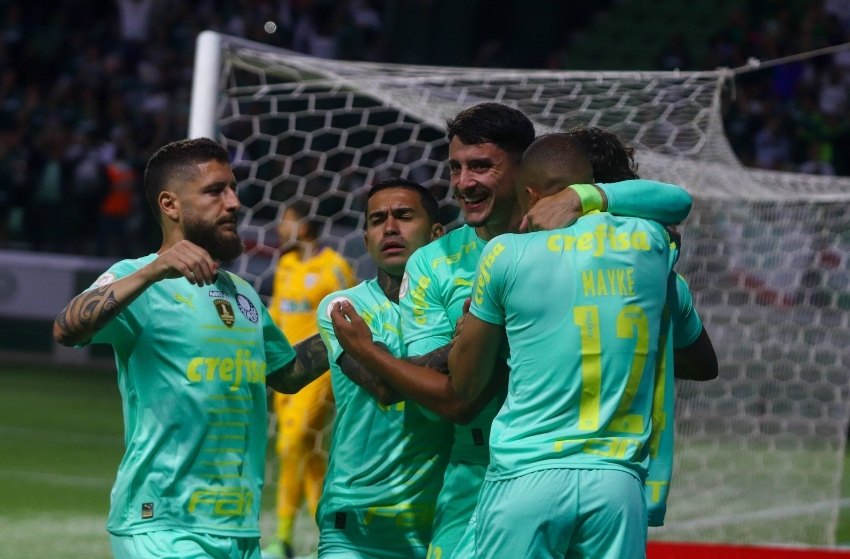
left=446, top=103, right=536, bottom=162
left=566, top=126, right=639, bottom=182
left=366, top=177, right=440, bottom=226
left=522, top=133, right=594, bottom=195
left=284, top=199, right=321, bottom=240
left=144, top=137, right=230, bottom=223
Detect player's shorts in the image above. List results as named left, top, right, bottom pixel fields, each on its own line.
left=110, top=530, right=260, bottom=559
left=445, top=510, right=476, bottom=559
left=473, top=468, right=647, bottom=559
left=317, top=507, right=431, bottom=559
left=426, top=461, right=486, bottom=559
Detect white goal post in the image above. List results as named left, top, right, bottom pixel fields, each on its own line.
left=190, top=30, right=850, bottom=549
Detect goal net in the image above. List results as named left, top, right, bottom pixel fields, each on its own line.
left=190, top=31, right=850, bottom=550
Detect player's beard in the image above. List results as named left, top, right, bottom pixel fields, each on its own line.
left=183, top=213, right=244, bottom=263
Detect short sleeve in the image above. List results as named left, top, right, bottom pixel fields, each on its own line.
left=468, top=235, right=512, bottom=327
left=399, top=248, right=453, bottom=355
left=88, top=260, right=146, bottom=347
left=261, top=303, right=296, bottom=374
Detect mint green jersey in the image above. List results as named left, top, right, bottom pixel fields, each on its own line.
left=471, top=213, right=672, bottom=482
left=645, top=272, right=704, bottom=526
left=599, top=179, right=692, bottom=226
left=316, top=279, right=452, bottom=550
left=88, top=254, right=295, bottom=537
left=399, top=225, right=502, bottom=464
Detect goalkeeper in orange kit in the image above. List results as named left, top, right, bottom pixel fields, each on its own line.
left=264, top=200, right=356, bottom=559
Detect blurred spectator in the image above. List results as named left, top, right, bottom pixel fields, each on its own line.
left=753, top=114, right=793, bottom=170
left=67, top=129, right=109, bottom=254
left=655, top=32, right=693, bottom=71
left=97, top=147, right=138, bottom=258
left=798, top=142, right=837, bottom=175
left=1, top=0, right=848, bottom=259
left=28, top=129, right=72, bottom=253
left=116, top=0, right=158, bottom=71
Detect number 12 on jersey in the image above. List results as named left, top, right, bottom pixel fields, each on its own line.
left=572, top=304, right=650, bottom=435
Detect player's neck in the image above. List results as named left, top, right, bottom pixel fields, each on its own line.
left=376, top=269, right=402, bottom=303
left=295, top=240, right=319, bottom=260
left=475, top=212, right=520, bottom=242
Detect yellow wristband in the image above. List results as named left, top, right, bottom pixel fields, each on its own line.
left=569, top=183, right=603, bottom=214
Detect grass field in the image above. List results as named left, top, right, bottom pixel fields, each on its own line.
left=2, top=363, right=849, bottom=558
left=0, top=363, right=319, bottom=559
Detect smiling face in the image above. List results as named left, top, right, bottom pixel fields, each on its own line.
left=448, top=137, right=521, bottom=239
left=178, top=159, right=243, bottom=262
left=364, top=187, right=442, bottom=276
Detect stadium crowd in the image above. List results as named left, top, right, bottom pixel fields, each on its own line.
left=1, top=0, right=848, bottom=257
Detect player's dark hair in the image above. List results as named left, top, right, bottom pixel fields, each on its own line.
left=522, top=133, right=594, bottom=193
left=144, top=137, right=230, bottom=223
left=566, top=126, right=639, bottom=182
left=446, top=103, right=536, bottom=162
left=284, top=199, right=321, bottom=240
left=366, top=177, right=440, bottom=226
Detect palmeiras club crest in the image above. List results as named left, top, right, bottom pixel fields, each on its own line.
left=213, top=298, right=236, bottom=327
left=236, top=294, right=259, bottom=323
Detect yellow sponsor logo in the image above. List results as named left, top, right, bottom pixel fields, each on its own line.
left=363, top=503, right=435, bottom=528
left=188, top=487, right=253, bottom=516
left=186, top=349, right=266, bottom=391
left=473, top=242, right=506, bottom=306
left=410, top=276, right=432, bottom=325
left=547, top=224, right=651, bottom=256
left=430, top=240, right=478, bottom=270
left=553, top=437, right=643, bottom=459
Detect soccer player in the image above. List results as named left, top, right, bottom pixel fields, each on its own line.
left=52, top=137, right=332, bottom=559
left=329, top=103, right=695, bottom=559
left=314, top=178, right=452, bottom=559
left=546, top=126, right=719, bottom=527
left=447, top=132, right=676, bottom=558
left=265, top=200, right=356, bottom=559
left=447, top=132, right=717, bottom=558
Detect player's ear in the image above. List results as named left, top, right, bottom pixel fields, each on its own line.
left=430, top=222, right=445, bottom=240
left=159, top=190, right=180, bottom=222
left=525, top=186, right=541, bottom=209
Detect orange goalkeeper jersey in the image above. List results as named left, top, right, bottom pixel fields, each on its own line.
left=268, top=247, right=356, bottom=342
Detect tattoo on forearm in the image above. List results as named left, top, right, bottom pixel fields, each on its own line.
left=409, top=345, right=451, bottom=375
left=293, top=334, right=331, bottom=384
left=56, top=287, right=120, bottom=339
left=268, top=334, right=331, bottom=394
left=339, top=352, right=401, bottom=404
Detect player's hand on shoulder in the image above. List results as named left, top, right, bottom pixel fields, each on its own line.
left=149, top=240, right=219, bottom=286
left=521, top=186, right=583, bottom=232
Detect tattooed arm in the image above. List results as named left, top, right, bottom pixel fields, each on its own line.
left=53, top=240, right=221, bottom=347
left=330, top=300, right=505, bottom=424
left=338, top=344, right=402, bottom=406
left=266, top=333, right=334, bottom=394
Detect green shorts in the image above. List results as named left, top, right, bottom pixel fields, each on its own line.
left=317, top=507, right=430, bottom=559
left=110, top=530, right=259, bottom=559
left=473, top=468, right=647, bottom=559
left=426, top=462, right=486, bottom=559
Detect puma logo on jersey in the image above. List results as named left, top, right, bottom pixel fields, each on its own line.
left=174, top=293, right=195, bottom=309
